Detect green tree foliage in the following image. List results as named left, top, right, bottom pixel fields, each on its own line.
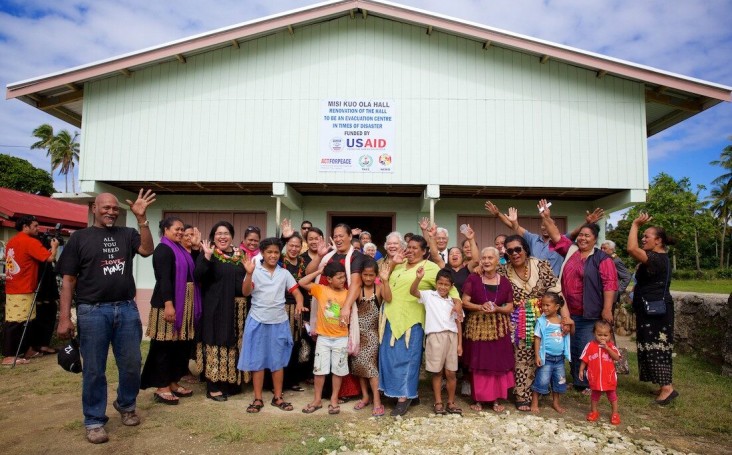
left=31, top=123, right=80, bottom=193
left=708, top=138, right=732, bottom=267
left=0, top=154, right=56, bottom=195
left=606, top=173, right=718, bottom=270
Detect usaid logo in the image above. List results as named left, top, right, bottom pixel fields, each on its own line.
left=330, top=137, right=343, bottom=152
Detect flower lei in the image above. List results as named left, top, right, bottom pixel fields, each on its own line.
left=281, top=255, right=306, bottom=280
left=511, top=298, right=542, bottom=348
left=212, top=247, right=245, bottom=265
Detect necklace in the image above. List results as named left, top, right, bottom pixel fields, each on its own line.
left=510, top=261, right=532, bottom=292
left=213, top=247, right=245, bottom=265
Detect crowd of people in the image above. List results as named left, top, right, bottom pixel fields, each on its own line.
left=2, top=190, right=678, bottom=444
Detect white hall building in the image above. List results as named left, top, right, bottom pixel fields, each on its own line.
left=7, top=0, right=730, bottom=316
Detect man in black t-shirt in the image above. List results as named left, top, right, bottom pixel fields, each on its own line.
left=56, top=190, right=156, bottom=444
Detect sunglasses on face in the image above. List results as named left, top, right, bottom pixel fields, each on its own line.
left=506, top=246, right=524, bottom=255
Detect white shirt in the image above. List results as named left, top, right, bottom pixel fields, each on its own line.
left=418, top=290, right=463, bottom=335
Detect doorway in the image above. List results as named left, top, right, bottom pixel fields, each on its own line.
left=328, top=212, right=395, bottom=254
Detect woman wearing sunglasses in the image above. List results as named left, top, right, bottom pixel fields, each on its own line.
left=499, top=235, right=566, bottom=411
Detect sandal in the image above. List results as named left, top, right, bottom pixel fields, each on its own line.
left=446, top=402, right=463, bottom=415
left=2, top=358, right=30, bottom=366
left=337, top=396, right=351, bottom=404
left=246, top=398, right=265, bottom=413
left=271, top=396, right=294, bottom=411
left=328, top=404, right=341, bottom=415
left=290, top=385, right=305, bottom=392
left=172, top=386, right=193, bottom=398
left=469, top=402, right=483, bottom=412
left=491, top=401, right=505, bottom=413
left=302, top=403, right=322, bottom=414
left=154, top=392, right=179, bottom=405
left=433, top=402, right=447, bottom=415
left=353, top=400, right=369, bottom=410
left=515, top=401, right=531, bottom=412
left=610, top=413, right=621, bottom=425
left=371, top=405, right=385, bottom=417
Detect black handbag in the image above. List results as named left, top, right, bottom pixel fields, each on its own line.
left=642, top=256, right=670, bottom=316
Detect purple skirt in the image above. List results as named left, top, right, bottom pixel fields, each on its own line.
left=463, top=335, right=515, bottom=373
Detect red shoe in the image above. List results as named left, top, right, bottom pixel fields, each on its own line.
left=610, top=413, right=621, bottom=425
left=586, top=411, right=600, bottom=422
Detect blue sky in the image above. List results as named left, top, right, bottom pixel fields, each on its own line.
left=1, top=0, right=730, bottom=209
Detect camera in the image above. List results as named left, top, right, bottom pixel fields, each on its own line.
left=39, top=223, right=65, bottom=249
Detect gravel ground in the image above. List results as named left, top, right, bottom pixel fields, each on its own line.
left=333, top=412, right=691, bottom=455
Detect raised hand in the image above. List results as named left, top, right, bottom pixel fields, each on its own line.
left=191, top=227, right=201, bottom=246
left=484, top=201, right=500, bottom=216
left=201, top=239, right=214, bottom=259
left=633, top=212, right=652, bottom=226
left=537, top=199, right=551, bottom=218
left=379, top=262, right=392, bottom=282
left=507, top=207, right=519, bottom=224
left=464, top=224, right=475, bottom=240
left=280, top=218, right=294, bottom=238
left=586, top=208, right=605, bottom=224
left=351, top=227, right=362, bottom=236
left=125, top=188, right=156, bottom=219
left=316, top=238, right=330, bottom=257
left=392, top=247, right=406, bottom=264
left=243, top=256, right=256, bottom=274
left=415, top=266, right=425, bottom=280
left=418, top=217, right=431, bottom=231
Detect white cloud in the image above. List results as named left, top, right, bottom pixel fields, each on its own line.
left=1, top=0, right=730, bottom=192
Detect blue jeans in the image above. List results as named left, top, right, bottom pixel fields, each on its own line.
left=531, top=354, right=567, bottom=394
left=77, top=300, right=142, bottom=428
left=570, top=315, right=595, bottom=390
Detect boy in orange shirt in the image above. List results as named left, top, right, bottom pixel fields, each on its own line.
left=299, top=262, right=349, bottom=415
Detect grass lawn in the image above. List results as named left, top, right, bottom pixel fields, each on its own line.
left=563, top=350, right=732, bottom=442
left=2, top=341, right=731, bottom=453
left=670, top=279, right=732, bottom=293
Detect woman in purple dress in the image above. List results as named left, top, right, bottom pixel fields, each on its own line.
left=461, top=247, right=515, bottom=412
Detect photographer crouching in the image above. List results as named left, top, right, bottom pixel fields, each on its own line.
left=2, top=215, right=59, bottom=365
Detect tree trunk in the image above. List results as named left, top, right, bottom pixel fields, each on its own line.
left=64, top=173, right=68, bottom=193
left=694, top=229, right=701, bottom=272
left=72, top=170, right=76, bottom=194
left=721, top=211, right=728, bottom=268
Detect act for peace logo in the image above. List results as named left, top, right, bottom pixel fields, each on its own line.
left=359, top=155, right=373, bottom=169
left=378, top=153, right=392, bottom=166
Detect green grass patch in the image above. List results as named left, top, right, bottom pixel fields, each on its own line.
left=670, top=279, right=732, bottom=293
left=564, top=351, right=732, bottom=440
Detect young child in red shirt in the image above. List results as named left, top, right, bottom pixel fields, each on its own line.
left=579, top=320, right=621, bottom=425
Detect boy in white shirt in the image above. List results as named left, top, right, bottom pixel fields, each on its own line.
left=410, top=267, right=464, bottom=415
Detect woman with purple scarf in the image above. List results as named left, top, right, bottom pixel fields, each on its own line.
left=141, top=216, right=202, bottom=404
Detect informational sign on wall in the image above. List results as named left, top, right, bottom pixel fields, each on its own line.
left=319, top=99, right=395, bottom=173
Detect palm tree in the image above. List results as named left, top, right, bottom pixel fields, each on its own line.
left=30, top=124, right=81, bottom=193
left=710, top=137, right=732, bottom=186
left=51, top=130, right=80, bottom=193
left=31, top=123, right=55, bottom=153
left=708, top=181, right=732, bottom=267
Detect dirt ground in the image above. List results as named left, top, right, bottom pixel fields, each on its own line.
left=0, top=345, right=728, bottom=455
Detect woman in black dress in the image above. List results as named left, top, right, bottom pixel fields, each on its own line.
left=141, top=216, right=200, bottom=404
left=627, top=212, right=677, bottom=405
left=194, top=221, right=247, bottom=401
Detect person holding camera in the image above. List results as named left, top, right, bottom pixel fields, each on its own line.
left=2, top=215, right=59, bottom=365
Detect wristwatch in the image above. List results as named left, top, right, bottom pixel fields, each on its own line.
left=138, top=219, right=150, bottom=228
